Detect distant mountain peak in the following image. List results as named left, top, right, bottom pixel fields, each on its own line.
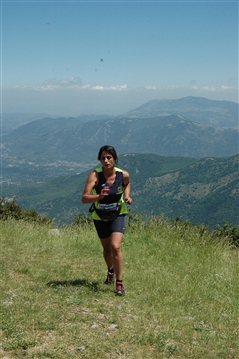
left=123, top=96, right=238, bottom=128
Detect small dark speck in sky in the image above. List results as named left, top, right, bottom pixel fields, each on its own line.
left=100, top=58, right=103, bottom=62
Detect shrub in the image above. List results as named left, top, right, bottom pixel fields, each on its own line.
left=215, top=222, right=239, bottom=248
left=67, top=212, right=93, bottom=228
left=0, top=197, right=53, bottom=225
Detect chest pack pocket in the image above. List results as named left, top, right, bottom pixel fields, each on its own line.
left=89, top=202, right=122, bottom=222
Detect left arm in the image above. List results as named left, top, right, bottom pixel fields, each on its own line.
left=122, top=170, right=133, bottom=205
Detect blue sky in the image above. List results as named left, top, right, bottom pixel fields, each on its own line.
left=1, top=0, right=238, bottom=116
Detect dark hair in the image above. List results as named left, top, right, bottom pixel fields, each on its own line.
left=97, top=145, right=118, bottom=162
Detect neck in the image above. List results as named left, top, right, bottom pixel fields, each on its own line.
left=103, top=167, right=115, bottom=177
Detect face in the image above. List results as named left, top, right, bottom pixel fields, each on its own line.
left=100, top=151, right=116, bottom=169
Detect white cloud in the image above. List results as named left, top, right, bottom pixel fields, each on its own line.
left=91, top=84, right=128, bottom=91
left=34, top=84, right=61, bottom=91
left=144, top=85, right=157, bottom=90
left=81, top=84, right=91, bottom=89
left=164, top=85, right=181, bottom=90
left=190, top=85, right=199, bottom=90
left=190, top=85, right=235, bottom=92
left=220, top=85, right=233, bottom=90
left=33, top=77, right=83, bottom=91
left=201, top=86, right=217, bottom=92
left=32, top=77, right=128, bottom=92
left=7, top=78, right=238, bottom=97
left=59, top=77, right=82, bottom=86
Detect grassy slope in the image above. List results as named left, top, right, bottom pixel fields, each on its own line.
left=1, top=219, right=238, bottom=359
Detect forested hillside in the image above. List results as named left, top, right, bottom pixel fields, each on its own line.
left=3, top=154, right=238, bottom=228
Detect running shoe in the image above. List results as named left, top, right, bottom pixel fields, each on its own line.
left=115, top=281, right=125, bottom=296
left=104, top=270, right=114, bottom=285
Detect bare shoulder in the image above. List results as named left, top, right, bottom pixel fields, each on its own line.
left=86, top=169, right=98, bottom=185
left=122, top=169, right=130, bottom=182
left=89, top=169, right=98, bottom=178
left=122, top=169, right=130, bottom=177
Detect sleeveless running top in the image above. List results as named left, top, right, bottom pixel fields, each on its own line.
left=91, top=167, right=128, bottom=220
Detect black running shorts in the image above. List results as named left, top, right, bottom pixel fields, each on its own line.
left=93, top=215, right=127, bottom=239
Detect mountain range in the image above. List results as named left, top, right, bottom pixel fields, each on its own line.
left=4, top=114, right=238, bottom=160
left=2, top=96, right=238, bottom=185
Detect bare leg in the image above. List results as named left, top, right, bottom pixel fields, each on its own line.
left=100, top=236, right=113, bottom=270
left=110, top=232, right=124, bottom=281
left=100, top=232, right=124, bottom=280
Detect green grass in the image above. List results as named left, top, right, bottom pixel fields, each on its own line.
left=1, top=218, right=238, bottom=358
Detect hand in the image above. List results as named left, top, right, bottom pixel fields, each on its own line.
left=125, top=197, right=133, bottom=205
left=99, top=186, right=110, bottom=199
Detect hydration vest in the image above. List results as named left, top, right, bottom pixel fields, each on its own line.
left=90, top=167, right=128, bottom=221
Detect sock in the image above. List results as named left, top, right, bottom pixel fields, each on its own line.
left=108, top=267, right=114, bottom=273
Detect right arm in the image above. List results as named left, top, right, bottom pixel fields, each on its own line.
left=81, top=170, right=109, bottom=204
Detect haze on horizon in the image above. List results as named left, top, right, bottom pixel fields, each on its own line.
left=2, top=0, right=238, bottom=117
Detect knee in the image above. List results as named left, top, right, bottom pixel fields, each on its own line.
left=111, top=244, right=121, bottom=255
